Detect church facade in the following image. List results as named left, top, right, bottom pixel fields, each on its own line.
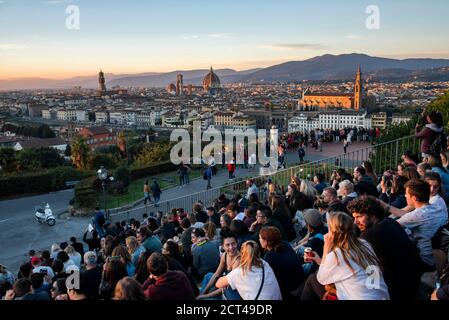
left=299, top=66, right=365, bottom=111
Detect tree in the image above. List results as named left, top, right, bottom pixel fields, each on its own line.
left=17, top=149, right=39, bottom=171
left=426, top=91, right=449, bottom=126
left=37, top=148, right=64, bottom=168
left=71, top=136, right=90, bottom=169
left=88, top=153, right=116, bottom=171
left=0, top=148, right=18, bottom=173
left=117, top=131, right=127, bottom=159
left=134, top=141, right=173, bottom=166
left=40, top=125, right=56, bottom=138
left=114, top=166, right=130, bottom=187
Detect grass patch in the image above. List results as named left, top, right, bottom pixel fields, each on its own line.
left=95, top=169, right=203, bottom=209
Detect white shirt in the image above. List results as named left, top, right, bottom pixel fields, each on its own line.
left=234, top=212, right=245, bottom=221
left=397, top=201, right=448, bottom=266
left=317, top=242, right=390, bottom=300
left=247, top=185, right=258, bottom=199
left=226, top=260, right=282, bottom=300
left=193, top=222, right=204, bottom=229
left=33, top=266, right=55, bottom=283
left=69, top=252, right=82, bottom=269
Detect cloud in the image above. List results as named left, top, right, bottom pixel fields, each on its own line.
left=208, top=33, right=230, bottom=38
left=346, top=35, right=363, bottom=40
left=181, top=35, right=200, bottom=40
left=44, top=0, right=73, bottom=4
left=0, top=43, right=29, bottom=50
left=261, top=43, right=329, bottom=51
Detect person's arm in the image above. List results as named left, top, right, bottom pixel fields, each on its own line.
left=202, top=254, right=226, bottom=294
left=215, top=275, right=230, bottom=289
left=415, top=126, right=427, bottom=138
left=378, top=199, right=409, bottom=218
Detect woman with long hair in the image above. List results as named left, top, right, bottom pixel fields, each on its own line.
left=113, top=277, right=146, bottom=300
left=362, top=161, right=377, bottom=184
left=100, top=257, right=128, bottom=300
left=259, top=227, right=305, bottom=299
left=125, top=236, right=145, bottom=270
left=441, top=151, right=449, bottom=170
left=133, top=252, right=152, bottom=285
left=216, top=240, right=282, bottom=300
left=309, top=212, right=390, bottom=300
left=112, top=246, right=135, bottom=276
left=270, top=195, right=296, bottom=242
left=300, top=180, right=318, bottom=200
left=64, top=245, right=81, bottom=269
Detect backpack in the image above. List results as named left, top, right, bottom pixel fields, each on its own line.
left=430, top=132, right=447, bottom=155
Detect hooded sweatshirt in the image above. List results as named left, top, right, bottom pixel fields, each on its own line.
left=416, top=123, right=443, bottom=154
left=144, top=271, right=195, bottom=300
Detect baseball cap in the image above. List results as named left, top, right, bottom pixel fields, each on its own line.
left=31, top=257, right=41, bottom=265
left=303, top=209, right=323, bottom=228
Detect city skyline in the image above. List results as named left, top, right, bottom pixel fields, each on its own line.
left=1, top=0, right=449, bottom=79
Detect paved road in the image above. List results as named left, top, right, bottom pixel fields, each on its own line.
left=0, top=141, right=370, bottom=273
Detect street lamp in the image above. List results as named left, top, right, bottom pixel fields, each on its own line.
left=97, top=165, right=108, bottom=218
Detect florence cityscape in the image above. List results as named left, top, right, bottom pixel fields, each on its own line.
left=1, top=0, right=449, bottom=308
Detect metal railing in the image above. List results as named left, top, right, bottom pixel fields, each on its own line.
left=108, top=135, right=419, bottom=223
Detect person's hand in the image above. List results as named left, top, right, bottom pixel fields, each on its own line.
left=4, top=289, right=15, bottom=300
left=381, top=177, right=387, bottom=193
left=55, top=294, right=68, bottom=301
left=303, top=251, right=322, bottom=265
left=431, top=290, right=439, bottom=300
left=323, top=232, right=334, bottom=253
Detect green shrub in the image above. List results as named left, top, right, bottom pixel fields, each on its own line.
left=114, top=166, right=130, bottom=187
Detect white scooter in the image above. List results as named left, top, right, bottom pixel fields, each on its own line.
left=35, top=203, right=56, bottom=226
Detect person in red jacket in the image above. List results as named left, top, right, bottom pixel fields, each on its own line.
left=143, top=253, right=195, bottom=300
left=227, top=158, right=236, bottom=180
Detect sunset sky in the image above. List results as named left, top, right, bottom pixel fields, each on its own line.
left=1, top=0, right=449, bottom=79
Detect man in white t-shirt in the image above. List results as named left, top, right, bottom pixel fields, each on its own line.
left=387, top=179, right=447, bottom=268
left=31, top=257, right=54, bottom=285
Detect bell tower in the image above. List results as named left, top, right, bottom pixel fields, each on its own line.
left=354, top=66, right=363, bottom=111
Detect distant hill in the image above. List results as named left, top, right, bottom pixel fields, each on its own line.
left=242, top=53, right=449, bottom=82
left=2, top=53, right=449, bottom=90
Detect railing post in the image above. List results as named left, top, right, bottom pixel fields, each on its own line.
left=395, top=139, right=399, bottom=165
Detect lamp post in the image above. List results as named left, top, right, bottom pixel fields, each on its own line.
left=97, top=165, right=108, bottom=218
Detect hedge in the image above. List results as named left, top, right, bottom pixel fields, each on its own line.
left=0, top=167, right=93, bottom=198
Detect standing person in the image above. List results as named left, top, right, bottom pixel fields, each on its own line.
left=227, top=158, right=236, bottom=180
left=215, top=241, right=282, bottom=300
left=204, top=166, right=212, bottom=190
left=185, top=164, right=191, bottom=185
left=343, top=139, right=348, bottom=154
left=151, top=179, right=162, bottom=207
left=298, top=143, right=305, bottom=163
left=248, top=152, right=257, bottom=171
left=143, top=180, right=151, bottom=205
left=415, top=110, right=444, bottom=158
left=93, top=207, right=106, bottom=239
left=318, top=138, right=323, bottom=152
left=209, top=155, right=217, bottom=176
left=178, top=162, right=186, bottom=188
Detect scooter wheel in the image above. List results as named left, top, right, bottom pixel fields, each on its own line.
left=47, top=219, right=56, bottom=226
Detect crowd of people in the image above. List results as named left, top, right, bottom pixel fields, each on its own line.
left=1, top=112, right=449, bottom=301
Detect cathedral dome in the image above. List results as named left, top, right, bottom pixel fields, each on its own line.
left=166, top=83, right=176, bottom=93
left=203, top=66, right=221, bottom=90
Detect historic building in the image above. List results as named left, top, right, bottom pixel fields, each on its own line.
left=299, top=66, right=373, bottom=111
left=203, top=66, right=222, bottom=95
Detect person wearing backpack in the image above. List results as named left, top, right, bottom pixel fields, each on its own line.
left=416, top=111, right=444, bottom=158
